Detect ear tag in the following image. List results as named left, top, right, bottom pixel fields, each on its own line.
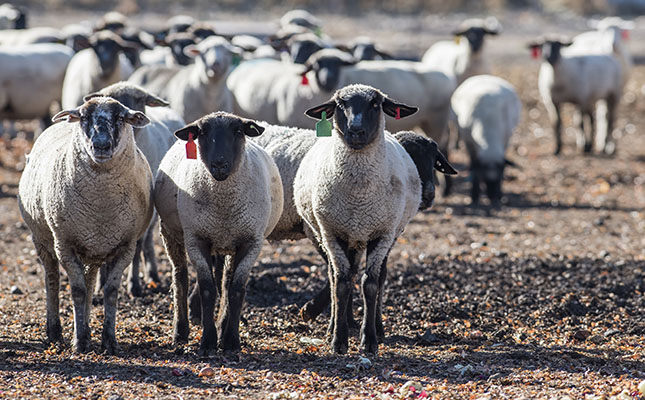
left=622, top=29, right=630, bottom=40
left=301, top=74, right=309, bottom=85
left=232, top=53, right=241, bottom=66
left=454, top=36, right=461, bottom=45
left=315, top=111, right=332, bottom=137
left=186, top=133, right=197, bottom=159
left=314, top=27, right=322, bottom=38
left=395, top=107, right=401, bottom=120
left=531, top=47, right=541, bottom=59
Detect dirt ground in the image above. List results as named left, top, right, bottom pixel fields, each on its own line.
left=0, top=9, right=644, bottom=400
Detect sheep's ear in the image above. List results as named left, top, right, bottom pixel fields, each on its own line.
left=376, top=48, right=393, bottom=60
left=434, top=150, right=458, bottom=175
left=559, top=40, right=573, bottom=47
left=145, top=93, right=169, bottom=107
left=184, top=44, right=201, bottom=57
left=83, top=92, right=103, bottom=103
left=125, top=110, right=150, bottom=128
left=174, top=123, right=201, bottom=141
left=305, top=100, right=336, bottom=119
left=382, top=97, right=418, bottom=119
left=483, top=27, right=499, bottom=35
left=242, top=121, right=264, bottom=137
left=52, top=108, right=81, bottom=123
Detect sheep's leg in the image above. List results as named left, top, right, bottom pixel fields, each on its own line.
left=546, top=102, right=563, bottom=155
left=94, top=265, right=107, bottom=297
left=101, top=243, right=136, bottom=355
left=321, top=234, right=354, bottom=354
left=300, top=240, right=330, bottom=322
left=188, top=282, right=202, bottom=325
left=362, top=236, right=392, bottom=355
left=217, top=241, right=261, bottom=352
left=142, top=216, right=160, bottom=284
left=38, top=244, right=63, bottom=345
left=160, top=225, right=189, bottom=345
left=470, top=164, right=481, bottom=207
left=56, top=246, right=91, bottom=353
left=127, top=239, right=144, bottom=297
left=84, top=265, right=99, bottom=330
left=186, top=237, right=217, bottom=356
left=601, top=96, right=617, bottom=155
left=375, top=255, right=389, bottom=343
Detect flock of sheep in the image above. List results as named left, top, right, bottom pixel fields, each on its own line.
left=1, top=4, right=635, bottom=356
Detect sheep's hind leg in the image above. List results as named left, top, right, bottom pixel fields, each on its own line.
left=160, top=225, right=190, bottom=345
left=38, top=244, right=63, bottom=345
left=186, top=237, right=218, bottom=356
left=361, top=236, right=392, bottom=355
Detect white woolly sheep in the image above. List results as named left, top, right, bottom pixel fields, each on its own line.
left=0, top=26, right=62, bottom=46
left=83, top=82, right=182, bottom=297
left=529, top=37, right=622, bottom=155
left=0, top=3, right=25, bottom=29
left=155, top=112, right=283, bottom=354
left=451, top=75, right=520, bottom=206
left=0, top=44, right=73, bottom=125
left=18, top=97, right=153, bottom=354
left=139, top=32, right=197, bottom=67
left=280, top=9, right=321, bottom=31
left=61, top=31, right=136, bottom=109
left=422, top=17, right=500, bottom=84
left=129, top=36, right=238, bottom=123
left=293, top=84, right=421, bottom=354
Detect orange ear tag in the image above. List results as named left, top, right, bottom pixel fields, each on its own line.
left=395, top=107, right=401, bottom=120
left=301, top=74, right=309, bottom=85
left=531, top=47, right=541, bottom=59
left=186, top=133, right=197, bottom=159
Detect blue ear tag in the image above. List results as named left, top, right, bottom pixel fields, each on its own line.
left=315, top=111, right=332, bottom=137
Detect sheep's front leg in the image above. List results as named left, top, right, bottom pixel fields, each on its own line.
left=160, top=225, right=190, bottom=345
left=546, top=102, right=563, bottom=155
left=56, top=246, right=91, bottom=353
left=601, top=95, right=618, bottom=155
left=102, top=243, right=136, bottom=355
left=142, top=217, right=160, bottom=284
left=375, top=255, right=388, bottom=343
left=321, top=235, right=355, bottom=354
left=186, top=237, right=217, bottom=356
left=127, top=239, right=144, bottom=297
left=37, top=244, right=63, bottom=345
left=217, top=241, right=261, bottom=352
left=362, top=236, right=393, bottom=355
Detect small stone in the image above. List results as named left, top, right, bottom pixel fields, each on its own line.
left=572, top=329, right=591, bottom=341
left=358, top=356, right=372, bottom=369
left=107, top=396, right=122, bottom=400
left=171, top=368, right=184, bottom=377
left=10, top=286, right=22, bottom=295
left=604, top=328, right=620, bottom=337
left=198, top=366, right=215, bottom=377
left=588, top=335, right=604, bottom=344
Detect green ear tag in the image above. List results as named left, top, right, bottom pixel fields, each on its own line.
left=314, top=27, right=323, bottom=38
left=315, top=111, right=332, bottom=137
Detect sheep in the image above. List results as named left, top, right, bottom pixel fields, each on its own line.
left=0, top=3, right=25, bottom=29
left=83, top=82, right=182, bottom=297
left=17, top=97, right=153, bottom=354
left=154, top=112, right=283, bottom=354
left=139, top=32, right=197, bottom=66
left=61, top=31, right=136, bottom=109
left=0, top=26, right=62, bottom=46
left=280, top=9, right=321, bottom=32
left=286, top=32, right=330, bottom=64
left=345, top=36, right=392, bottom=61
left=94, top=11, right=127, bottom=34
left=0, top=44, right=74, bottom=125
left=292, top=84, right=420, bottom=354
left=422, top=17, right=500, bottom=84
left=451, top=75, right=520, bottom=206
left=529, top=36, right=622, bottom=155
left=129, top=36, right=238, bottom=123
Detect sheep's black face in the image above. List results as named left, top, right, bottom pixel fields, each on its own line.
left=398, top=135, right=438, bottom=210
left=171, top=37, right=196, bottom=65
left=173, top=113, right=264, bottom=181
left=353, top=43, right=379, bottom=61
left=290, top=39, right=323, bottom=64
left=463, top=28, right=486, bottom=53
left=52, top=98, right=150, bottom=164
left=313, top=56, right=349, bottom=92
left=543, top=41, right=563, bottom=65
left=329, top=88, right=386, bottom=150
left=91, top=38, right=123, bottom=78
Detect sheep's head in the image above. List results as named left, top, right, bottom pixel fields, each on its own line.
left=184, top=36, right=240, bottom=79
left=173, top=112, right=264, bottom=181
left=288, top=33, right=326, bottom=64
left=394, top=131, right=457, bottom=210
left=347, top=37, right=391, bottom=61
left=187, top=22, right=217, bottom=40
left=84, top=82, right=169, bottom=114
left=452, top=17, right=500, bottom=53
left=527, top=36, right=572, bottom=65
left=305, top=84, right=417, bottom=150
left=52, top=97, right=149, bottom=164
left=89, top=31, right=136, bottom=78
left=164, top=33, right=197, bottom=65
left=301, top=49, right=356, bottom=92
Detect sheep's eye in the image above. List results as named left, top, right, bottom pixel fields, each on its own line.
left=371, top=101, right=379, bottom=109
left=236, top=128, right=244, bottom=135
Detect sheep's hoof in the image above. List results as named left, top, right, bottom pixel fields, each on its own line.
left=72, top=337, right=91, bottom=354
left=299, top=304, right=316, bottom=322
left=361, top=335, right=379, bottom=355
left=583, top=142, right=593, bottom=154
left=197, top=335, right=218, bottom=357
left=128, top=282, right=143, bottom=298
left=603, top=142, right=616, bottom=156
left=46, top=321, right=64, bottom=345
left=218, top=334, right=241, bottom=353
left=101, top=335, right=119, bottom=355
left=331, top=338, right=348, bottom=354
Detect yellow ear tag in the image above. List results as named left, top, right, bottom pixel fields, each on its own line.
left=454, top=36, right=461, bottom=45
left=315, top=111, right=332, bottom=137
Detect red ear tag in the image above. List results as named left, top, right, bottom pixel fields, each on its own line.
left=186, top=133, right=197, bottom=159
left=301, top=74, right=309, bottom=85
left=395, top=107, right=401, bottom=120
left=622, top=29, right=630, bottom=40
left=531, top=47, right=541, bottom=59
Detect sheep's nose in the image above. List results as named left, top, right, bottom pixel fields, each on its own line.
left=93, top=140, right=111, bottom=150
